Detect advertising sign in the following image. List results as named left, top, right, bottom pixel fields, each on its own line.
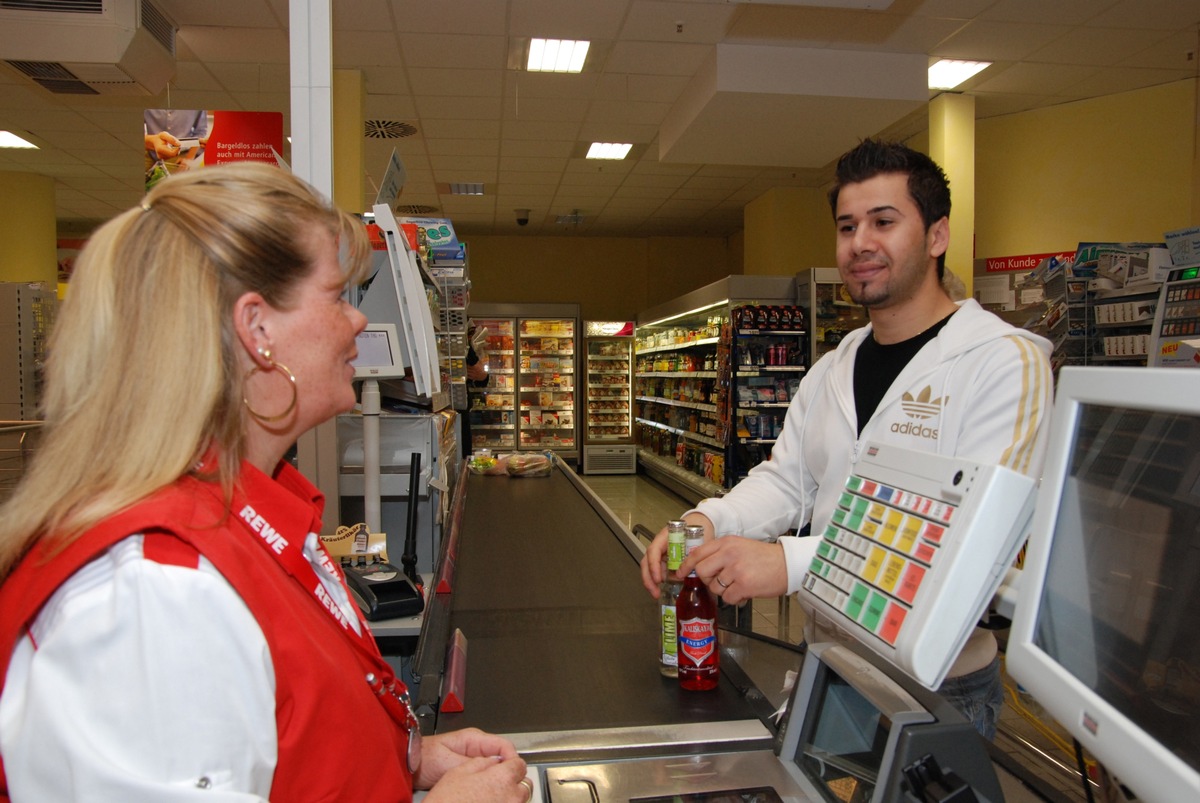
left=144, top=109, right=285, bottom=190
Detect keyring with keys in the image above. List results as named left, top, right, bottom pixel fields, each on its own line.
left=366, top=671, right=423, bottom=774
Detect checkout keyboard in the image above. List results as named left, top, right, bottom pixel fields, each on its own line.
left=799, top=442, right=1037, bottom=689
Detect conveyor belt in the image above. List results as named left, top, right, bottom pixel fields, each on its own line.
left=431, top=465, right=780, bottom=739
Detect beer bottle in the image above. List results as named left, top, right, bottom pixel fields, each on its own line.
left=659, top=520, right=687, bottom=677
left=677, top=525, right=719, bottom=691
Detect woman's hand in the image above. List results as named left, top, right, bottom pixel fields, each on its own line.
left=421, top=755, right=531, bottom=803
left=416, top=728, right=528, bottom=802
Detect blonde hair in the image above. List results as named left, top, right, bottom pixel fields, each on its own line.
left=0, top=163, right=370, bottom=578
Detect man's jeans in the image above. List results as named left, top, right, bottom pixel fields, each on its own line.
left=937, top=655, right=1004, bottom=739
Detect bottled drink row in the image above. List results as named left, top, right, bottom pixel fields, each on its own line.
left=736, top=341, right=804, bottom=367
left=732, top=304, right=807, bottom=332
left=636, top=376, right=716, bottom=405
left=636, top=402, right=719, bottom=440
left=637, top=351, right=719, bottom=373
left=636, top=315, right=726, bottom=352
left=636, top=425, right=725, bottom=486
left=659, top=521, right=719, bottom=691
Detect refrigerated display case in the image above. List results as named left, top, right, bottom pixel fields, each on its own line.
left=582, top=321, right=635, bottom=474
left=465, top=316, right=516, bottom=451
left=635, top=276, right=797, bottom=503
left=795, top=267, right=869, bottom=366
left=469, top=303, right=580, bottom=459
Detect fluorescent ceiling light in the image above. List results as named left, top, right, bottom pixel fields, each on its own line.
left=586, top=142, right=632, bottom=160
left=928, top=59, right=991, bottom=90
left=528, top=39, right=589, bottom=73
left=449, top=182, right=485, bottom=195
left=0, top=131, right=37, bottom=149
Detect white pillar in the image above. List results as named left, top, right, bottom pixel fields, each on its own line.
left=289, top=0, right=341, bottom=533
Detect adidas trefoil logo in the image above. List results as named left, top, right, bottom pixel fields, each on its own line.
left=900, top=386, right=947, bottom=420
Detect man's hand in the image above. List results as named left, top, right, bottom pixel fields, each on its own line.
left=640, top=512, right=714, bottom=597
left=676, top=536, right=788, bottom=606
left=145, top=131, right=181, bottom=160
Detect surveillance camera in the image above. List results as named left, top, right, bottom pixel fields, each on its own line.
left=515, top=208, right=531, bottom=227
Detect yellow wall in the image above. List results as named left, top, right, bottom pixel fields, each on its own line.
left=928, top=93, right=976, bottom=297
left=332, top=69, right=366, bottom=214
left=976, top=79, right=1198, bottom=257
left=0, top=171, right=57, bottom=287
left=743, top=186, right=835, bottom=276
left=464, top=234, right=736, bottom=321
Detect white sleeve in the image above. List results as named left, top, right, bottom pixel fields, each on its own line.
left=0, top=535, right=277, bottom=802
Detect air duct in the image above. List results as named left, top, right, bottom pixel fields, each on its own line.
left=0, top=0, right=176, bottom=96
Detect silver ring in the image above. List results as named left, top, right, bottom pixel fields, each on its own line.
left=716, top=577, right=729, bottom=588
left=519, top=777, right=534, bottom=803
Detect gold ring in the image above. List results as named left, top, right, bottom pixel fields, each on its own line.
left=716, top=577, right=729, bottom=588
left=518, top=777, right=534, bottom=803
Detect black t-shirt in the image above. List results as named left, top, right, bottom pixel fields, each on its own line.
left=852, top=311, right=956, bottom=435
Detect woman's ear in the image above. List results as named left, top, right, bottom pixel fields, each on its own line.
left=233, top=292, right=272, bottom=368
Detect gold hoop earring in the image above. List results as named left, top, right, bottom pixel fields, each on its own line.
left=244, top=358, right=298, bottom=422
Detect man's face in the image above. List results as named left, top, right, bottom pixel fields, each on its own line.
left=834, top=172, right=947, bottom=310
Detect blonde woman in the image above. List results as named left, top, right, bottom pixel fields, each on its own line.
left=0, top=163, right=531, bottom=803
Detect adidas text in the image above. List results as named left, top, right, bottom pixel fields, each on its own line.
left=890, top=421, right=939, bottom=440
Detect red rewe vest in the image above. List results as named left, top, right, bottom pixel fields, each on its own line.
left=0, top=464, right=414, bottom=803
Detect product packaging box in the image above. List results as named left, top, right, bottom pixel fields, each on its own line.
left=1165, top=226, right=1200, bottom=267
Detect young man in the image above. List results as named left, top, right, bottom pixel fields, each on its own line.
left=640, top=139, right=1053, bottom=738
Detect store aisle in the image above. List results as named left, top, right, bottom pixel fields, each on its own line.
left=577, top=469, right=1092, bottom=803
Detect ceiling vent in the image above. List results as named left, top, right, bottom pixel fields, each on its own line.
left=0, top=0, right=176, bottom=96
left=364, top=120, right=418, bottom=139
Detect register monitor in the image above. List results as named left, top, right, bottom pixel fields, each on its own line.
left=352, top=322, right=408, bottom=380
left=1007, top=366, right=1200, bottom=803
left=355, top=204, right=440, bottom=397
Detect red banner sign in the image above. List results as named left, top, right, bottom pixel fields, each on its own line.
left=984, top=251, right=1075, bottom=273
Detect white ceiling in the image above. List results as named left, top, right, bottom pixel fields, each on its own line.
left=0, top=0, right=1197, bottom=238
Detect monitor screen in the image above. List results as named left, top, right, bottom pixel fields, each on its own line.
left=795, top=669, right=890, bottom=802
left=1008, top=366, right=1200, bottom=803
left=352, top=323, right=407, bottom=380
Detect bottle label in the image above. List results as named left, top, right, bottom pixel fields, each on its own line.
left=678, top=617, right=716, bottom=666
left=660, top=604, right=678, bottom=666
left=666, top=535, right=685, bottom=571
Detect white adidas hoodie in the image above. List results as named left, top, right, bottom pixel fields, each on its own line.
left=695, top=299, right=1053, bottom=675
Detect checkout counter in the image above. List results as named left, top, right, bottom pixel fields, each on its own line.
left=405, top=457, right=1061, bottom=803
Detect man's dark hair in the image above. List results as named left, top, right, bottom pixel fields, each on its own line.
left=828, top=139, right=952, bottom=279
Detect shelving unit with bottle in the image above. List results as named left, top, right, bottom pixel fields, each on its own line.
left=728, top=304, right=808, bottom=483
left=634, top=276, right=797, bottom=504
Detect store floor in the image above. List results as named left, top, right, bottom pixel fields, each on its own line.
left=578, top=469, right=1096, bottom=803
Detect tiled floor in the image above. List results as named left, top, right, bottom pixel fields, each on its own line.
left=579, top=470, right=1098, bottom=803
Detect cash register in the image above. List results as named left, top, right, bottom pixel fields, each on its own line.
left=537, top=640, right=1001, bottom=803
left=525, top=439, right=1041, bottom=802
